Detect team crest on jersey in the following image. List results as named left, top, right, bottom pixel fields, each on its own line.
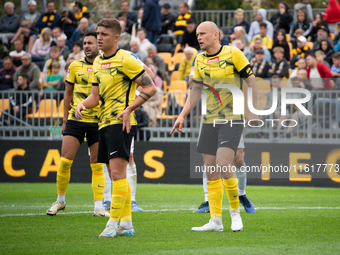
left=219, top=60, right=227, bottom=69
left=101, top=63, right=111, bottom=68
left=207, top=57, right=219, bottom=64
left=87, top=68, right=92, bottom=72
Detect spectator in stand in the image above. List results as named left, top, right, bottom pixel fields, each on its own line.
left=294, top=0, right=313, bottom=22
left=118, top=0, right=137, bottom=23
left=10, top=0, right=40, bottom=44
left=117, top=11, right=134, bottom=35
left=51, top=27, right=68, bottom=46
left=251, top=23, right=273, bottom=50
left=66, top=41, right=85, bottom=65
left=289, top=10, right=312, bottom=43
left=45, top=36, right=71, bottom=61
left=14, top=53, right=40, bottom=90
left=161, top=3, right=176, bottom=35
left=315, top=50, right=330, bottom=69
left=137, top=27, right=153, bottom=51
left=147, top=44, right=166, bottom=79
left=73, top=1, right=87, bottom=24
left=104, top=10, right=112, bottom=19
left=9, top=74, right=33, bottom=125
left=318, top=38, right=335, bottom=66
left=135, top=106, right=150, bottom=141
left=306, top=53, right=332, bottom=90
left=234, top=39, right=251, bottom=57
left=230, top=26, right=250, bottom=47
left=173, top=3, right=195, bottom=42
left=331, top=52, right=340, bottom=86
left=247, top=37, right=271, bottom=63
left=248, top=9, right=274, bottom=41
left=41, top=46, right=66, bottom=84
left=9, top=39, right=26, bottom=67
left=322, top=0, right=340, bottom=34
left=290, top=36, right=311, bottom=68
left=268, top=47, right=289, bottom=78
left=178, top=47, right=198, bottom=83
left=58, top=7, right=78, bottom=39
left=76, top=12, right=96, bottom=32
left=233, top=8, right=250, bottom=34
left=131, top=8, right=143, bottom=40
left=142, top=0, right=161, bottom=46
left=272, top=29, right=290, bottom=62
left=0, top=2, right=20, bottom=54
left=295, top=70, right=312, bottom=90
left=288, top=57, right=307, bottom=87
left=181, top=18, right=199, bottom=51
left=312, top=26, right=333, bottom=53
left=307, top=13, right=329, bottom=42
left=130, top=38, right=148, bottom=63
left=220, top=30, right=228, bottom=46
left=118, top=20, right=131, bottom=50
left=250, top=49, right=271, bottom=78
left=270, top=2, right=293, bottom=34
left=31, top=27, right=52, bottom=62
left=0, top=57, right=15, bottom=91
left=42, top=62, right=62, bottom=93
left=69, top=17, right=89, bottom=47
left=146, top=60, right=163, bottom=90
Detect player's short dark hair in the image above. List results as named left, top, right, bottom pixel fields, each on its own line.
left=74, top=1, right=83, bottom=9
left=18, top=74, right=28, bottom=81
left=307, top=52, right=316, bottom=59
left=97, top=18, right=121, bottom=35
left=84, top=31, right=97, bottom=40
left=117, top=11, right=128, bottom=19
left=83, top=12, right=90, bottom=19
left=332, top=52, right=340, bottom=59
left=186, top=18, right=195, bottom=25
left=259, top=22, right=267, bottom=29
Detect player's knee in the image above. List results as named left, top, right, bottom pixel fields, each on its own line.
left=233, top=155, right=244, bottom=169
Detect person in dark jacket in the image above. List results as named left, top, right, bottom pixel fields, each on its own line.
left=58, top=7, right=78, bottom=39
left=250, top=49, right=271, bottom=78
left=0, top=2, right=20, bottom=53
left=270, top=2, right=293, bottom=34
left=142, top=0, right=161, bottom=46
left=161, top=3, right=176, bottom=34
left=272, top=29, right=291, bottom=62
left=268, top=47, right=289, bottom=78
left=289, top=10, right=312, bottom=42
left=135, top=106, right=150, bottom=141
left=181, top=18, right=199, bottom=51
left=307, top=13, right=329, bottom=43
left=319, top=38, right=335, bottom=66
left=118, top=0, right=137, bottom=23
left=36, top=1, right=61, bottom=30
left=0, top=57, right=16, bottom=91
left=233, top=8, right=250, bottom=34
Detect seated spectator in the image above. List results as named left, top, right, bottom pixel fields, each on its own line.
left=247, top=37, right=271, bottom=63
left=289, top=57, right=307, bottom=81
left=118, top=20, right=131, bottom=50
left=234, top=39, right=251, bottom=57
left=331, top=52, right=340, bottom=83
left=315, top=50, right=330, bottom=69
left=42, top=62, right=62, bottom=93
left=142, top=0, right=161, bottom=46
left=290, top=36, right=311, bottom=68
left=130, top=38, right=147, bottom=63
left=9, top=74, right=33, bottom=125
left=272, top=29, right=290, bottom=62
left=14, top=53, right=40, bottom=90
left=318, top=38, right=335, bottom=66
left=181, top=18, right=199, bottom=51
left=131, top=8, right=143, bottom=40
left=270, top=2, right=293, bottom=34
left=31, top=27, right=52, bottom=62
left=178, top=47, right=198, bottom=83
left=46, top=36, right=71, bottom=61
left=173, top=3, right=195, bottom=42
left=118, top=0, right=137, bottom=23
left=42, top=46, right=66, bottom=83
left=74, top=12, right=96, bottom=33
left=104, top=10, right=112, bottom=19
left=146, top=58, right=163, bottom=90
left=73, top=1, right=88, bottom=24
left=9, top=39, right=26, bottom=67
left=10, top=0, right=40, bottom=44
left=233, top=8, right=250, bottom=34
left=268, top=47, right=289, bottom=78
left=251, top=23, right=273, bottom=50
left=135, top=106, right=150, bottom=141
left=51, top=27, right=68, bottom=46
left=289, top=10, right=312, bottom=43
left=161, top=3, right=176, bottom=35
left=248, top=9, right=274, bottom=40
left=312, top=26, right=333, bottom=52
left=219, top=30, right=228, bottom=46
left=294, top=0, right=313, bottom=22
left=250, top=49, right=271, bottom=78
left=306, top=53, right=332, bottom=90
left=117, top=11, right=134, bottom=35
left=267, top=74, right=282, bottom=126
left=58, top=7, right=78, bottom=39
left=307, top=13, right=329, bottom=42
left=137, top=28, right=153, bottom=51
left=69, top=17, right=89, bottom=47
left=66, top=41, right=85, bottom=65
left=295, top=69, right=312, bottom=90
left=230, top=26, right=250, bottom=47
left=0, top=57, right=15, bottom=91
left=0, top=2, right=20, bottom=54
left=147, top=44, right=166, bottom=79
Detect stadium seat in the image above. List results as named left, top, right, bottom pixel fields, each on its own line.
left=0, top=98, right=9, bottom=119
left=169, top=90, right=186, bottom=107
left=163, top=80, right=169, bottom=91
left=170, top=71, right=179, bottom=82
left=53, top=99, right=64, bottom=119
left=288, top=42, right=293, bottom=61
left=255, top=77, right=263, bottom=81
left=286, top=34, right=290, bottom=42
left=157, top=43, right=173, bottom=53
left=157, top=34, right=174, bottom=45
left=27, top=99, right=57, bottom=119
left=168, top=80, right=187, bottom=92
left=280, top=80, right=288, bottom=88
left=330, top=33, right=335, bottom=41
left=39, top=72, right=43, bottom=90
left=173, top=43, right=181, bottom=56
left=158, top=52, right=172, bottom=68
left=169, top=52, right=185, bottom=72
left=257, top=80, right=271, bottom=91
left=257, top=94, right=267, bottom=110
left=306, top=42, right=313, bottom=50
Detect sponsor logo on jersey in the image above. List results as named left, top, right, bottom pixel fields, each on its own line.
left=207, top=57, right=219, bottom=64
left=87, top=68, right=93, bottom=72
left=101, top=63, right=111, bottom=68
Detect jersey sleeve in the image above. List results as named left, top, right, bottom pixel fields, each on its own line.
left=122, top=52, right=145, bottom=81
left=192, top=55, right=203, bottom=84
left=189, top=56, right=197, bottom=77
left=91, top=60, right=99, bottom=86
left=232, top=47, right=254, bottom=79
left=65, top=61, right=76, bottom=85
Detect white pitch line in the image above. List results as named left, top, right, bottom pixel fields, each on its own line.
left=1, top=207, right=340, bottom=217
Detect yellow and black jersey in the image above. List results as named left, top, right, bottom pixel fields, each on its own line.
left=193, top=45, right=253, bottom=123
left=174, top=11, right=194, bottom=36
left=92, top=49, right=145, bottom=130
left=66, top=57, right=100, bottom=123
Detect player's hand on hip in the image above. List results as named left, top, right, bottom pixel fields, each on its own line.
left=117, top=109, right=131, bottom=133
left=75, top=104, right=86, bottom=120
left=61, top=121, right=67, bottom=135
left=170, top=116, right=185, bottom=135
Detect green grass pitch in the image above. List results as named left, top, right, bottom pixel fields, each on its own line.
left=0, top=183, right=339, bottom=254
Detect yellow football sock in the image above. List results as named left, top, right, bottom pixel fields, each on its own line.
left=223, top=175, right=239, bottom=211
left=57, top=157, right=72, bottom=195
left=110, top=178, right=128, bottom=222
left=207, top=179, right=223, bottom=219
left=120, top=182, right=132, bottom=223
left=91, top=163, right=105, bottom=201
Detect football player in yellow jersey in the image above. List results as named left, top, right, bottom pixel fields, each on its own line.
left=75, top=19, right=157, bottom=238
left=171, top=21, right=258, bottom=232
left=46, top=31, right=110, bottom=217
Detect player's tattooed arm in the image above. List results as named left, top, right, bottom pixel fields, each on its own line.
left=141, top=72, right=153, bottom=87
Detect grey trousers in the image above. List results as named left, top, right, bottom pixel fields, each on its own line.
left=0, top=33, right=15, bottom=52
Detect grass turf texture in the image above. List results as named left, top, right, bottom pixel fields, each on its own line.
left=0, top=183, right=339, bottom=254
